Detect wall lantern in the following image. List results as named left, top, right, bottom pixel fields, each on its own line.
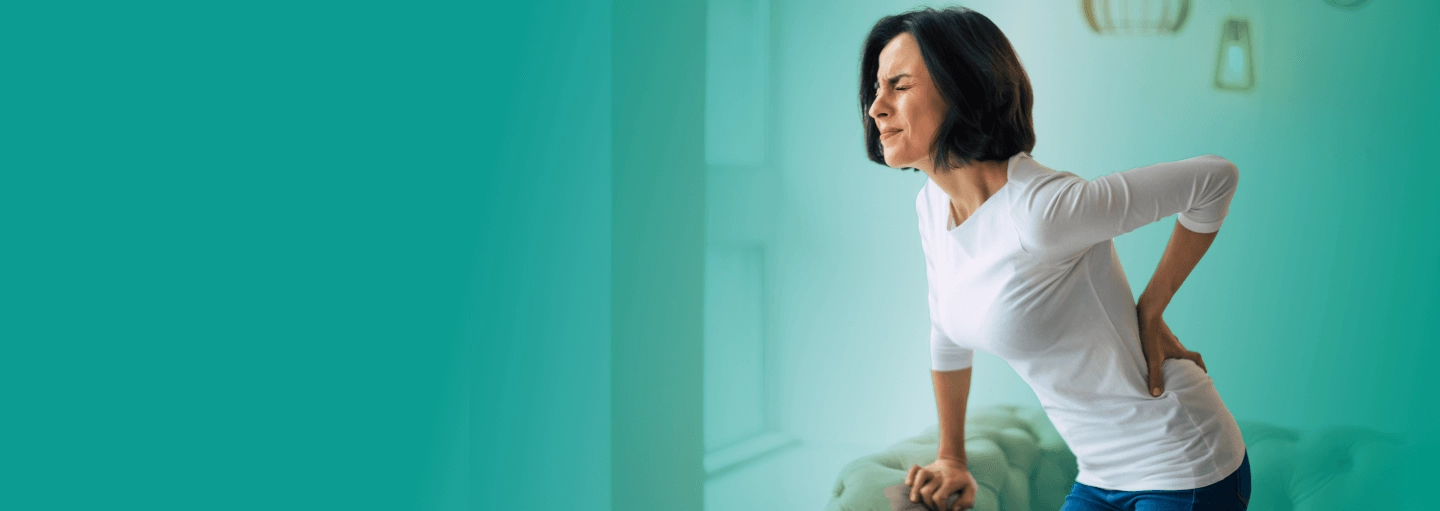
left=1214, top=18, right=1255, bottom=91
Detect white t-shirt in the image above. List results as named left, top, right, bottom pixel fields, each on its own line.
left=916, top=151, right=1246, bottom=491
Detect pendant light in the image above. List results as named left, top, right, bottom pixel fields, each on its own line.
left=1082, top=0, right=1191, bottom=35
left=1324, top=0, right=1372, bottom=10
left=1214, top=18, right=1255, bottom=91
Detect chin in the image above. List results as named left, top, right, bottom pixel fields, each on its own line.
left=883, top=151, right=906, bottom=168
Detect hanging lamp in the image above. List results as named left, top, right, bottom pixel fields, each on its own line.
left=1213, top=17, right=1255, bottom=91
left=1082, top=0, right=1191, bottom=35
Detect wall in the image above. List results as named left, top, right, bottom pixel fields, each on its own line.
left=768, top=0, right=1440, bottom=454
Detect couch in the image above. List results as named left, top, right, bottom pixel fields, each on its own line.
left=825, top=404, right=1414, bottom=511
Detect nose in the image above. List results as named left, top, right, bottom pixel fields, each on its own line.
left=868, top=88, right=889, bottom=121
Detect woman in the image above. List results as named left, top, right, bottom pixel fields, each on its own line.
left=859, top=7, right=1252, bottom=511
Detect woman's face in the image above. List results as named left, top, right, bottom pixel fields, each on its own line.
left=868, top=32, right=950, bottom=173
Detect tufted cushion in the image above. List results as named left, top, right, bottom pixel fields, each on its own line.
left=827, top=405, right=1412, bottom=511
left=827, top=404, right=1076, bottom=511
left=1234, top=419, right=1412, bottom=510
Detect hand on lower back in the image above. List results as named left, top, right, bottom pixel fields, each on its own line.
left=1137, top=312, right=1206, bottom=397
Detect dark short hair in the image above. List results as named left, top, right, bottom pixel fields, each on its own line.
left=859, top=6, right=1035, bottom=172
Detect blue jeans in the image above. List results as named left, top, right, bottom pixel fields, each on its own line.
left=1060, top=451, right=1251, bottom=511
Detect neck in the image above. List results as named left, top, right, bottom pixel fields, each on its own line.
left=927, top=158, right=1010, bottom=212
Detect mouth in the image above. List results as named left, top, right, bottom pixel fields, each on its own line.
left=881, top=129, right=902, bottom=139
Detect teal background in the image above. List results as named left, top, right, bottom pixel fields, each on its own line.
left=7, top=0, right=1437, bottom=510
left=7, top=2, right=471, bottom=509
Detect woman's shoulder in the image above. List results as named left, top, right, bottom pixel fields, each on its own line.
left=1006, top=154, right=1086, bottom=210
left=1011, top=154, right=1081, bottom=188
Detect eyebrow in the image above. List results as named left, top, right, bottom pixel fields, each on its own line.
left=876, top=73, right=912, bottom=88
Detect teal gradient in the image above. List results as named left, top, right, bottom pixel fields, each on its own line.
left=7, top=2, right=475, bottom=509
left=8, top=0, right=1437, bottom=510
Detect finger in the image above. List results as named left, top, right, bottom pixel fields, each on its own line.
left=910, top=470, right=930, bottom=503
left=943, top=474, right=967, bottom=511
left=961, top=475, right=979, bottom=510
left=921, top=477, right=942, bottom=510
left=1148, top=355, right=1164, bottom=397
left=946, top=480, right=971, bottom=511
left=907, top=465, right=918, bottom=486
left=1190, top=351, right=1207, bottom=373
left=932, top=480, right=958, bottom=511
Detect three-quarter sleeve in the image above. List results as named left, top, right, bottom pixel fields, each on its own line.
left=917, top=187, right=974, bottom=372
left=1014, top=154, right=1240, bottom=263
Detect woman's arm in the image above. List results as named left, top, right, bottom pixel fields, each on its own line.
left=1015, top=155, right=1239, bottom=264
left=913, top=185, right=980, bottom=510
left=932, top=367, right=971, bottom=463
left=909, top=366, right=978, bottom=510
left=1137, top=220, right=1217, bottom=320
left=1135, top=220, right=1218, bottom=396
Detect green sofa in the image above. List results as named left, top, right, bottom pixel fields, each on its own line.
left=825, top=404, right=1414, bottom=511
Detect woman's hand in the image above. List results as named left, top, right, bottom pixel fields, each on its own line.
left=906, top=457, right=977, bottom=511
left=1136, top=310, right=1206, bottom=397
